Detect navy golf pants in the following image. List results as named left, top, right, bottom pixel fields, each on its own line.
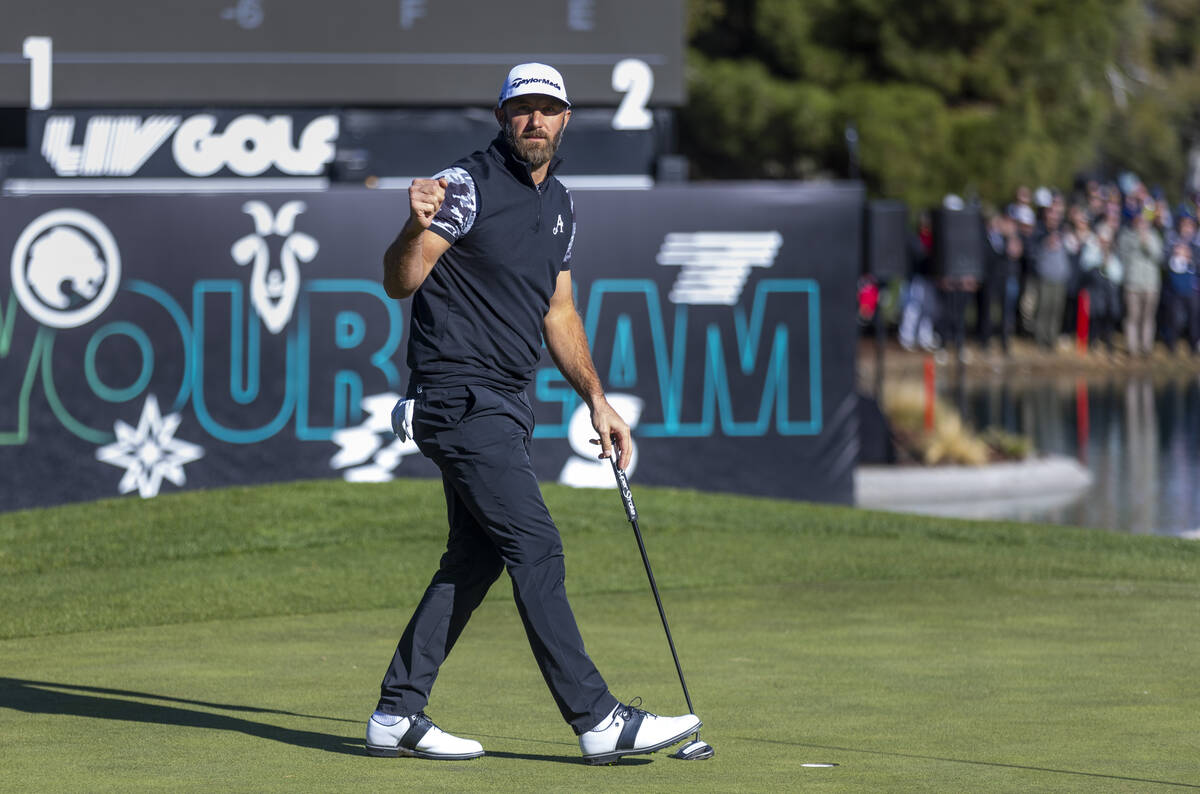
left=376, top=384, right=618, bottom=735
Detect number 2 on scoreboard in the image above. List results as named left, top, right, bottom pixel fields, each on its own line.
left=611, top=58, right=653, bottom=131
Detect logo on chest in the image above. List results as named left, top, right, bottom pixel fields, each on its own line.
left=552, top=214, right=565, bottom=235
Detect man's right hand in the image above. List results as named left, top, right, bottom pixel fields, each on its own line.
left=408, top=177, right=448, bottom=231
left=384, top=177, right=453, bottom=299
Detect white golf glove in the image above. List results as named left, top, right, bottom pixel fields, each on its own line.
left=391, top=398, right=415, bottom=442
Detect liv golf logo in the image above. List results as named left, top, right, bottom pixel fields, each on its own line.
left=10, top=209, right=121, bottom=328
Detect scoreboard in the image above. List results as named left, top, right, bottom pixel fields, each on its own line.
left=0, top=0, right=684, bottom=108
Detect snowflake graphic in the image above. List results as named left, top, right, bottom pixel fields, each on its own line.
left=95, top=394, right=205, bottom=498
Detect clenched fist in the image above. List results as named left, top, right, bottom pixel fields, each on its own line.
left=409, top=177, right=448, bottom=230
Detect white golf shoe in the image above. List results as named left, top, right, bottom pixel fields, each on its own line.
left=579, top=699, right=701, bottom=765
left=366, top=710, right=484, bottom=760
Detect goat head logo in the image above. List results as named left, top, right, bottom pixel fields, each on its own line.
left=230, top=201, right=318, bottom=334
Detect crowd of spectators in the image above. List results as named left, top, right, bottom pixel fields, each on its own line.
left=893, top=175, right=1200, bottom=362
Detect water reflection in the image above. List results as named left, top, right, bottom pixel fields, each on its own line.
left=949, top=370, right=1200, bottom=538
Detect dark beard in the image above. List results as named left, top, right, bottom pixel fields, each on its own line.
left=504, top=122, right=563, bottom=169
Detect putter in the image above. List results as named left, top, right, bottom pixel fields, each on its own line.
left=609, top=454, right=714, bottom=761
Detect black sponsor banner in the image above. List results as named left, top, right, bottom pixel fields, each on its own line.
left=12, top=108, right=661, bottom=182
left=0, top=183, right=861, bottom=512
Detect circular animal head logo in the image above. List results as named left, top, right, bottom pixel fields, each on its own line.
left=10, top=209, right=121, bottom=328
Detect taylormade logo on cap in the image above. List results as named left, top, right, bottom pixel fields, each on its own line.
left=498, top=63, right=571, bottom=108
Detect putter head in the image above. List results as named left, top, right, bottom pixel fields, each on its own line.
left=671, top=740, right=714, bottom=761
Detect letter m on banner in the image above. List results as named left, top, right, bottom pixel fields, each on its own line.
left=580, top=231, right=822, bottom=440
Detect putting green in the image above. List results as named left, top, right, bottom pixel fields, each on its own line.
left=1, top=480, right=1198, bottom=791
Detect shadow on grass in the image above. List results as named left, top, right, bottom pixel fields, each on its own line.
left=0, top=678, right=362, bottom=756
left=484, top=750, right=650, bottom=766
left=752, top=738, right=1200, bottom=789
left=453, top=732, right=652, bottom=766
left=0, top=679, right=652, bottom=767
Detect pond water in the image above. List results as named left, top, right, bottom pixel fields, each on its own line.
left=939, top=370, right=1200, bottom=539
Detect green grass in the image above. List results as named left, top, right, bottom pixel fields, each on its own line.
left=1, top=479, right=1199, bottom=791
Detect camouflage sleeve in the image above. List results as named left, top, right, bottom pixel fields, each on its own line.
left=428, top=167, right=478, bottom=243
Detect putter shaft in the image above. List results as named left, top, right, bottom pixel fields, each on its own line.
left=609, top=457, right=697, bottom=717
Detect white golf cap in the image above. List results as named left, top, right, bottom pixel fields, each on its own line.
left=497, top=63, right=570, bottom=108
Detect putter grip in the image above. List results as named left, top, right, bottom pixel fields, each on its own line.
left=609, top=456, right=638, bottom=523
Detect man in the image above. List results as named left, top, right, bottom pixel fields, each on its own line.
left=1079, top=220, right=1123, bottom=355
left=1163, top=214, right=1200, bottom=354
left=1118, top=207, right=1163, bottom=357
left=366, top=63, right=701, bottom=765
left=979, top=213, right=1022, bottom=355
left=1032, top=211, right=1070, bottom=351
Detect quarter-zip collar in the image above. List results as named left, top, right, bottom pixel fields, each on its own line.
left=489, top=134, right=564, bottom=190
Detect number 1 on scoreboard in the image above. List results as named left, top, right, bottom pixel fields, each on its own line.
left=22, top=36, right=53, bottom=110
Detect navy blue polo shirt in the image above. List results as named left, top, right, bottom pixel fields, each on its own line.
left=406, top=135, right=576, bottom=393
